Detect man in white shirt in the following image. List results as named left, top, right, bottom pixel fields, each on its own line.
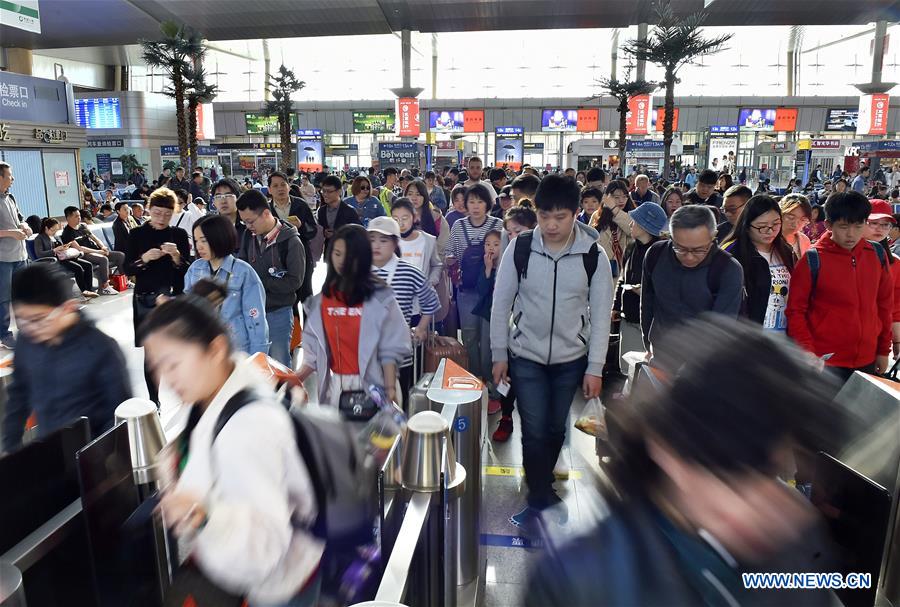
left=464, top=156, right=498, bottom=202
left=171, top=190, right=206, bottom=254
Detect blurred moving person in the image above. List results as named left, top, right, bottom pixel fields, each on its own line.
left=2, top=264, right=131, bottom=452
left=143, top=297, right=323, bottom=607
left=527, top=316, right=841, bottom=607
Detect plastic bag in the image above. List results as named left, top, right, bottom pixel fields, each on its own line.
left=356, top=385, right=407, bottom=468
left=574, top=397, right=608, bottom=441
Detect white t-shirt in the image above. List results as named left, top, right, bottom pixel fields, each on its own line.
left=758, top=249, right=790, bottom=332
left=398, top=232, right=428, bottom=275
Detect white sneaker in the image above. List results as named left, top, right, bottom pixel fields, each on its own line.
left=126, top=281, right=136, bottom=289
left=100, top=286, right=119, bottom=295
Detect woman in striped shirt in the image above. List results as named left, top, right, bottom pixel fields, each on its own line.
left=368, top=216, right=441, bottom=410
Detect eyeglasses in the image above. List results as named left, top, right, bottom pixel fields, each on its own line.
left=867, top=220, right=894, bottom=229
left=360, top=186, right=371, bottom=191
left=723, top=202, right=746, bottom=215
left=750, top=220, right=782, bottom=234
left=17, top=305, right=64, bottom=331
left=672, top=241, right=714, bottom=257
left=321, top=187, right=339, bottom=195
left=213, top=193, right=236, bottom=201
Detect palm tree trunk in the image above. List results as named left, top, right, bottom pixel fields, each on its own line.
left=173, top=64, right=188, bottom=169
left=188, top=98, right=199, bottom=170
left=280, top=106, right=292, bottom=172
left=618, top=99, right=628, bottom=176
left=663, top=68, right=675, bottom=181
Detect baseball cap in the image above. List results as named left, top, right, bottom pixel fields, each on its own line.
left=499, top=185, right=513, bottom=199
left=367, top=216, right=401, bottom=238
left=868, top=199, right=896, bottom=223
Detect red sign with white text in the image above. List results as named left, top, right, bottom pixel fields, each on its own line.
left=396, top=97, right=420, bottom=137
left=625, top=95, right=652, bottom=135
left=463, top=110, right=484, bottom=133
left=857, top=94, right=890, bottom=135
left=576, top=109, right=599, bottom=132
left=774, top=108, right=798, bottom=132
left=653, top=107, right=679, bottom=132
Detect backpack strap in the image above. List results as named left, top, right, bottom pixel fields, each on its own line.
left=212, top=388, right=258, bottom=441
left=807, top=248, right=820, bottom=302
left=643, top=240, right=665, bottom=281
left=706, top=249, right=730, bottom=297
left=870, top=240, right=889, bottom=271
left=513, top=231, right=534, bottom=283
left=583, top=242, right=599, bottom=288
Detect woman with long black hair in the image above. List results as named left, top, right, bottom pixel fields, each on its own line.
left=720, top=194, right=795, bottom=331
left=296, top=224, right=410, bottom=406
left=590, top=179, right=635, bottom=278
left=405, top=179, right=450, bottom=257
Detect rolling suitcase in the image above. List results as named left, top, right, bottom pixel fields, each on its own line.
left=424, top=333, right=469, bottom=374
left=407, top=343, right=433, bottom=416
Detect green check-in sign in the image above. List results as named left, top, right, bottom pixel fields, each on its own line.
left=0, top=0, right=41, bottom=33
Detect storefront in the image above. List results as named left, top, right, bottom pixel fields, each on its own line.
left=0, top=71, right=86, bottom=218
left=795, top=139, right=846, bottom=183
left=755, top=141, right=796, bottom=188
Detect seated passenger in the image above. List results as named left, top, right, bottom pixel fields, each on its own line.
left=60, top=205, right=124, bottom=295
left=112, top=201, right=137, bottom=253
left=34, top=217, right=98, bottom=299
left=1, top=264, right=131, bottom=452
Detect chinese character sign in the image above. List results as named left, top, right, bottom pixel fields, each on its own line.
left=396, top=97, right=420, bottom=137
left=626, top=95, right=653, bottom=135
left=857, top=94, right=890, bottom=136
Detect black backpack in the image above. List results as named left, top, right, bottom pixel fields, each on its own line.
left=459, top=220, right=486, bottom=290
left=644, top=241, right=742, bottom=304
left=512, top=230, right=600, bottom=287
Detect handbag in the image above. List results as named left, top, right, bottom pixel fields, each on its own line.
left=110, top=274, right=129, bottom=292
left=433, top=270, right=451, bottom=323
left=339, top=389, right=379, bottom=421
left=56, top=247, right=82, bottom=261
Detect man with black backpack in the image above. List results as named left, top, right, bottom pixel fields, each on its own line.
left=640, top=205, right=744, bottom=355
left=490, top=174, right=614, bottom=530
left=237, top=189, right=305, bottom=367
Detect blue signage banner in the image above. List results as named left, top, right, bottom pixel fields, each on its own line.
left=495, top=126, right=524, bottom=136
left=296, top=129, right=323, bottom=139
left=378, top=142, right=419, bottom=168
left=852, top=140, right=900, bottom=153
left=161, top=145, right=216, bottom=156
left=0, top=71, right=71, bottom=124
left=161, top=145, right=180, bottom=156
left=710, top=125, right=740, bottom=134
left=626, top=140, right=666, bottom=151
left=96, top=153, right=112, bottom=178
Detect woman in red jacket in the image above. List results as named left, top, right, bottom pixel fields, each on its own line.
left=863, top=199, right=900, bottom=357
left=785, top=192, right=894, bottom=382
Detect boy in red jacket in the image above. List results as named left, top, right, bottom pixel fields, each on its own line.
left=786, top=191, right=894, bottom=382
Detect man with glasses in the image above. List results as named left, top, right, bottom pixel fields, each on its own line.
left=717, top=184, right=753, bottom=242
left=210, top=178, right=245, bottom=253
left=268, top=171, right=318, bottom=302
left=641, top=205, right=744, bottom=355
left=1, top=264, right=131, bottom=452
left=316, top=175, right=361, bottom=252
left=237, top=189, right=305, bottom=367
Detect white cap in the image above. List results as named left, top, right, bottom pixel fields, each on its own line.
left=367, top=216, right=401, bottom=238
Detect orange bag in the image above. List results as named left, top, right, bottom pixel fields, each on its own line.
left=290, top=313, right=302, bottom=351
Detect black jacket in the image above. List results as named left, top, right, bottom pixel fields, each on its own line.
left=527, top=494, right=836, bottom=607
left=316, top=201, right=361, bottom=249
left=613, top=238, right=658, bottom=323
left=112, top=217, right=132, bottom=252
left=270, top=195, right=317, bottom=300
left=721, top=240, right=777, bottom=325
left=685, top=189, right=723, bottom=221
left=168, top=176, right=191, bottom=192
left=2, top=316, right=132, bottom=451
left=124, top=222, right=191, bottom=295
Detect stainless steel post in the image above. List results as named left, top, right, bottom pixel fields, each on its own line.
left=426, top=359, right=486, bottom=588
left=0, top=563, right=26, bottom=607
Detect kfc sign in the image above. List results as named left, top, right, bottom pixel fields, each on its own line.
left=396, top=97, right=421, bottom=137
left=857, top=94, right=890, bottom=136
left=626, top=94, right=653, bottom=135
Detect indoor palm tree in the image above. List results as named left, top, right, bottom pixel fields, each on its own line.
left=184, top=65, right=219, bottom=169
left=595, top=66, right=656, bottom=175
left=140, top=21, right=206, bottom=169
left=623, top=1, right=732, bottom=178
left=264, top=65, right=305, bottom=172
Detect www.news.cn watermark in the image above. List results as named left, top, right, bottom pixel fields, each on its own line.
left=742, top=572, right=871, bottom=590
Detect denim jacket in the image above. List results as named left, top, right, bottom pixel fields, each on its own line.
left=185, top=255, right=270, bottom=355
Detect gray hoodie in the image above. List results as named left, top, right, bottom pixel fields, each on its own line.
left=238, top=220, right=305, bottom=312
left=490, top=222, right=614, bottom=376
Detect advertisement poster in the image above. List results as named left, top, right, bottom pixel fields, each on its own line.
left=196, top=103, right=215, bottom=140
left=378, top=142, right=420, bottom=169
left=708, top=137, right=738, bottom=171
left=652, top=107, right=679, bottom=132
left=542, top=109, right=579, bottom=132
left=738, top=108, right=776, bottom=131
left=495, top=127, right=524, bottom=171
left=353, top=111, right=395, bottom=133
left=774, top=108, right=798, bottom=132
left=96, top=154, right=112, bottom=179
left=238, top=155, right=256, bottom=170
left=824, top=109, right=859, bottom=132
left=245, top=113, right=298, bottom=134
left=54, top=171, right=69, bottom=188
left=625, top=95, right=653, bottom=135
left=430, top=110, right=465, bottom=132
left=576, top=109, right=599, bottom=132
left=857, top=94, right=890, bottom=135
left=110, top=160, right=123, bottom=176
left=396, top=98, right=420, bottom=137
left=297, top=141, right=324, bottom=172
left=463, top=110, right=484, bottom=133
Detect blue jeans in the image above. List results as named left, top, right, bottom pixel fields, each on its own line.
left=510, top=355, right=587, bottom=509
left=457, top=289, right=485, bottom=379
left=266, top=306, right=294, bottom=367
left=0, top=260, right=26, bottom=339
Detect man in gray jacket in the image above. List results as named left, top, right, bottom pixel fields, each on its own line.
left=237, top=189, right=305, bottom=367
left=491, top=174, right=614, bottom=528
left=640, top=205, right=744, bottom=354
